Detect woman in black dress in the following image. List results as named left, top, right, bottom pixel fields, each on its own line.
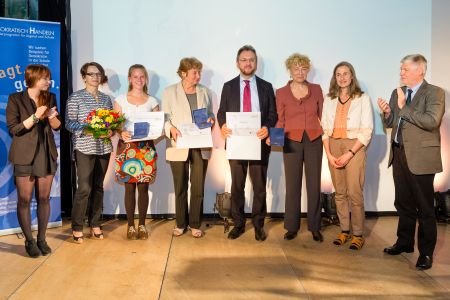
left=6, top=64, right=61, bottom=257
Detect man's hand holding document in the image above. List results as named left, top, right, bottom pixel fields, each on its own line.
left=224, top=112, right=262, bottom=160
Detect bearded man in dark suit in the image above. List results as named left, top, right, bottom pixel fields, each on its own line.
left=217, top=45, right=277, bottom=241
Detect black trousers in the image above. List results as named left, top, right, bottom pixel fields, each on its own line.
left=71, top=150, right=111, bottom=231
left=283, top=135, right=323, bottom=233
left=392, top=144, right=436, bottom=256
left=229, top=145, right=270, bottom=229
left=169, top=149, right=208, bottom=229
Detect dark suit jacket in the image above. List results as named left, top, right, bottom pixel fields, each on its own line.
left=384, top=80, right=445, bottom=175
left=217, top=75, right=277, bottom=160
left=6, top=90, right=60, bottom=165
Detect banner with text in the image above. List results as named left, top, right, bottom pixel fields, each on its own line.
left=0, top=17, right=61, bottom=236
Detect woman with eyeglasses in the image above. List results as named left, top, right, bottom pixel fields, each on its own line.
left=267, top=53, right=324, bottom=242
left=6, top=64, right=61, bottom=257
left=66, top=62, right=113, bottom=243
left=114, top=64, right=159, bottom=240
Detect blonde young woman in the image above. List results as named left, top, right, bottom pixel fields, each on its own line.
left=114, top=64, right=159, bottom=240
left=321, top=61, right=373, bottom=250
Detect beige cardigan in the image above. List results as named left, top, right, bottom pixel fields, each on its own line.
left=321, top=93, right=373, bottom=146
left=162, top=82, right=214, bottom=161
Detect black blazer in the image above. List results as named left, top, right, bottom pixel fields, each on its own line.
left=217, top=75, right=277, bottom=129
left=6, top=90, right=60, bottom=165
left=217, top=75, right=277, bottom=160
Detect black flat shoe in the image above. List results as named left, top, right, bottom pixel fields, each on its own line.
left=416, top=255, right=433, bottom=270
left=25, top=239, right=40, bottom=258
left=37, top=239, right=52, bottom=255
left=383, top=243, right=414, bottom=255
left=255, top=228, right=267, bottom=242
left=312, top=231, right=323, bottom=242
left=228, top=226, right=245, bottom=240
left=284, top=231, right=297, bottom=240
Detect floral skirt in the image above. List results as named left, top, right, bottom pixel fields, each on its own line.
left=115, top=140, right=157, bottom=183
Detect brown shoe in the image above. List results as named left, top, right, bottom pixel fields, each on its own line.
left=137, top=225, right=148, bottom=240
left=127, top=226, right=137, bottom=240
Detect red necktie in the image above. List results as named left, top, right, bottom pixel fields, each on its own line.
left=243, top=80, right=251, bottom=112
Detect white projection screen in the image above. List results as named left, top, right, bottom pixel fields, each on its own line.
left=70, top=0, right=450, bottom=215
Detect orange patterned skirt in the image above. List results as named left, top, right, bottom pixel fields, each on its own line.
left=114, top=140, right=157, bottom=183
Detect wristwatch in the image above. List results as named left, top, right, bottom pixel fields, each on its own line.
left=32, top=114, right=39, bottom=124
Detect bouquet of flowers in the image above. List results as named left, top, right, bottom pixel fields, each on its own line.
left=84, top=108, right=125, bottom=144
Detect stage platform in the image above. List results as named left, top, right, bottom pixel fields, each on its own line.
left=1, top=217, right=449, bottom=299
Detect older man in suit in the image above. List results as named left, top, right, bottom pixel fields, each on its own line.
left=217, top=45, right=277, bottom=241
left=378, top=54, right=445, bottom=270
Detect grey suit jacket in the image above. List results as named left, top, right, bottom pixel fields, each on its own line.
left=384, top=80, right=445, bottom=175
left=162, top=82, right=214, bottom=161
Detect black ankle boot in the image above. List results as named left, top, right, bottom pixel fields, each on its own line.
left=37, top=239, right=52, bottom=255
left=25, top=239, right=41, bottom=258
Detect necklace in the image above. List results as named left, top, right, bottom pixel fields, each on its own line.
left=338, top=96, right=350, bottom=104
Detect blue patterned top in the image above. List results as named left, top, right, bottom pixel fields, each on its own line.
left=65, top=89, right=113, bottom=155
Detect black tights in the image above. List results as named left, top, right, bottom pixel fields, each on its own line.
left=124, top=183, right=149, bottom=227
left=15, top=175, right=54, bottom=241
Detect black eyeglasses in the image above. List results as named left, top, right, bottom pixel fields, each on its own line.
left=86, top=73, right=102, bottom=77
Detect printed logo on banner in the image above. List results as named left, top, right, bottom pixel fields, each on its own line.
left=0, top=17, right=61, bottom=235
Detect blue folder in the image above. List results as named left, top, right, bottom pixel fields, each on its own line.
left=269, top=128, right=285, bottom=147
left=192, top=108, right=212, bottom=129
left=132, top=122, right=149, bottom=139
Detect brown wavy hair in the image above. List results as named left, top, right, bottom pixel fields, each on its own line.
left=177, top=57, right=203, bottom=78
left=80, top=62, right=108, bottom=84
left=327, top=61, right=363, bottom=99
left=128, top=64, right=149, bottom=94
left=25, top=64, right=51, bottom=108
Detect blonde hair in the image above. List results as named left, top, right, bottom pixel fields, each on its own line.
left=128, top=64, right=149, bottom=94
left=285, top=53, right=311, bottom=70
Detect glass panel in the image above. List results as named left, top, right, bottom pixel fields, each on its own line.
left=3, top=0, right=38, bottom=20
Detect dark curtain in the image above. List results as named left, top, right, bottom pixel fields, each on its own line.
left=39, top=0, right=73, bottom=216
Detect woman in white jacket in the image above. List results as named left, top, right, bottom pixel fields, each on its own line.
left=321, top=61, right=373, bottom=250
left=162, top=57, right=215, bottom=238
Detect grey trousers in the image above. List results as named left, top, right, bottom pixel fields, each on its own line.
left=283, top=135, right=323, bottom=233
left=169, top=149, right=208, bottom=229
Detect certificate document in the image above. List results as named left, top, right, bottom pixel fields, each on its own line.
left=226, top=112, right=261, bottom=160
left=176, top=123, right=213, bottom=149
left=124, top=111, right=164, bottom=142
